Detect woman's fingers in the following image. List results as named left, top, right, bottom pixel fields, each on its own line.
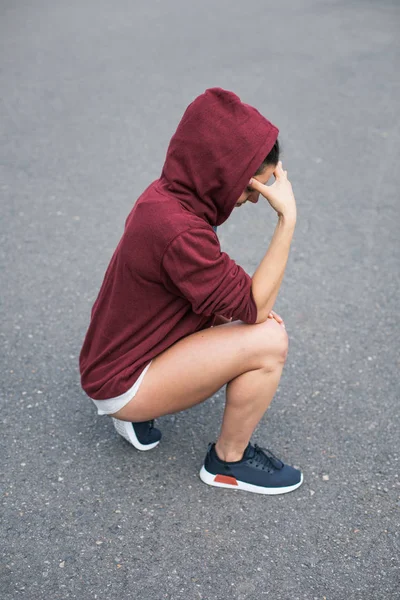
left=270, top=310, right=283, bottom=323
left=248, top=177, right=267, bottom=193
left=268, top=311, right=285, bottom=328
left=248, top=175, right=275, bottom=201
left=273, top=160, right=285, bottom=180
left=250, top=161, right=286, bottom=193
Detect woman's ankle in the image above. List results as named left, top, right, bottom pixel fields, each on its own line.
left=214, top=439, right=246, bottom=463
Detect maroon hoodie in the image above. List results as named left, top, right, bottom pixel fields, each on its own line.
left=79, top=88, right=279, bottom=400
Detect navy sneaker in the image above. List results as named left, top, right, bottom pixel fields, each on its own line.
left=199, top=442, right=303, bottom=495
left=112, top=418, right=161, bottom=451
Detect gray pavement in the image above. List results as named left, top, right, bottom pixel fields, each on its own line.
left=1, top=1, right=399, bottom=598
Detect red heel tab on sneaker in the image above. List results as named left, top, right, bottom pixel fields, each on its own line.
left=214, top=474, right=238, bottom=486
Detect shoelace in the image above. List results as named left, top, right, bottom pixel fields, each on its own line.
left=148, top=419, right=154, bottom=430
left=253, top=444, right=284, bottom=471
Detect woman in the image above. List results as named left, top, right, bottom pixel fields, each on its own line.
left=79, top=87, right=302, bottom=495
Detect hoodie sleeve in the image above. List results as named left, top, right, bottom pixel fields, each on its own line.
left=161, top=228, right=257, bottom=324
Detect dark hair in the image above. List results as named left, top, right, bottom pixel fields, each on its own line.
left=255, top=138, right=280, bottom=175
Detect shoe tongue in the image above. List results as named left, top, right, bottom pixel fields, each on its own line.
left=242, top=444, right=284, bottom=469
left=242, top=443, right=256, bottom=460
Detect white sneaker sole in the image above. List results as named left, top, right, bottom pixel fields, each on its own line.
left=199, top=466, right=303, bottom=495
left=112, top=418, right=160, bottom=451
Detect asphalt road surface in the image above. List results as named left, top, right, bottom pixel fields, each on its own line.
left=1, top=1, right=399, bottom=599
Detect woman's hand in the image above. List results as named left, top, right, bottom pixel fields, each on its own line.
left=249, top=161, right=297, bottom=222
left=268, top=310, right=285, bottom=328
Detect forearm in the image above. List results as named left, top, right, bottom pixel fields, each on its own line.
left=251, top=215, right=296, bottom=323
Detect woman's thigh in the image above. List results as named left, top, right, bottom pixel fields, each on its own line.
left=111, top=317, right=288, bottom=422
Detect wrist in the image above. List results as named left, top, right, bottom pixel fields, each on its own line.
left=278, top=213, right=297, bottom=228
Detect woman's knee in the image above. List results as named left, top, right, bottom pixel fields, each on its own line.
left=250, top=318, right=289, bottom=366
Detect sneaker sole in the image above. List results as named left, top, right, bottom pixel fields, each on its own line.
left=112, top=418, right=160, bottom=451
left=199, top=466, right=303, bottom=495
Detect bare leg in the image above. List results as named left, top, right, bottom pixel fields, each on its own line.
left=215, top=362, right=285, bottom=462
left=111, top=318, right=288, bottom=455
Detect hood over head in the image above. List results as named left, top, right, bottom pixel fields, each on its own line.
left=160, top=88, right=279, bottom=227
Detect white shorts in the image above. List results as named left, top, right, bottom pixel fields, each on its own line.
left=90, top=361, right=153, bottom=416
